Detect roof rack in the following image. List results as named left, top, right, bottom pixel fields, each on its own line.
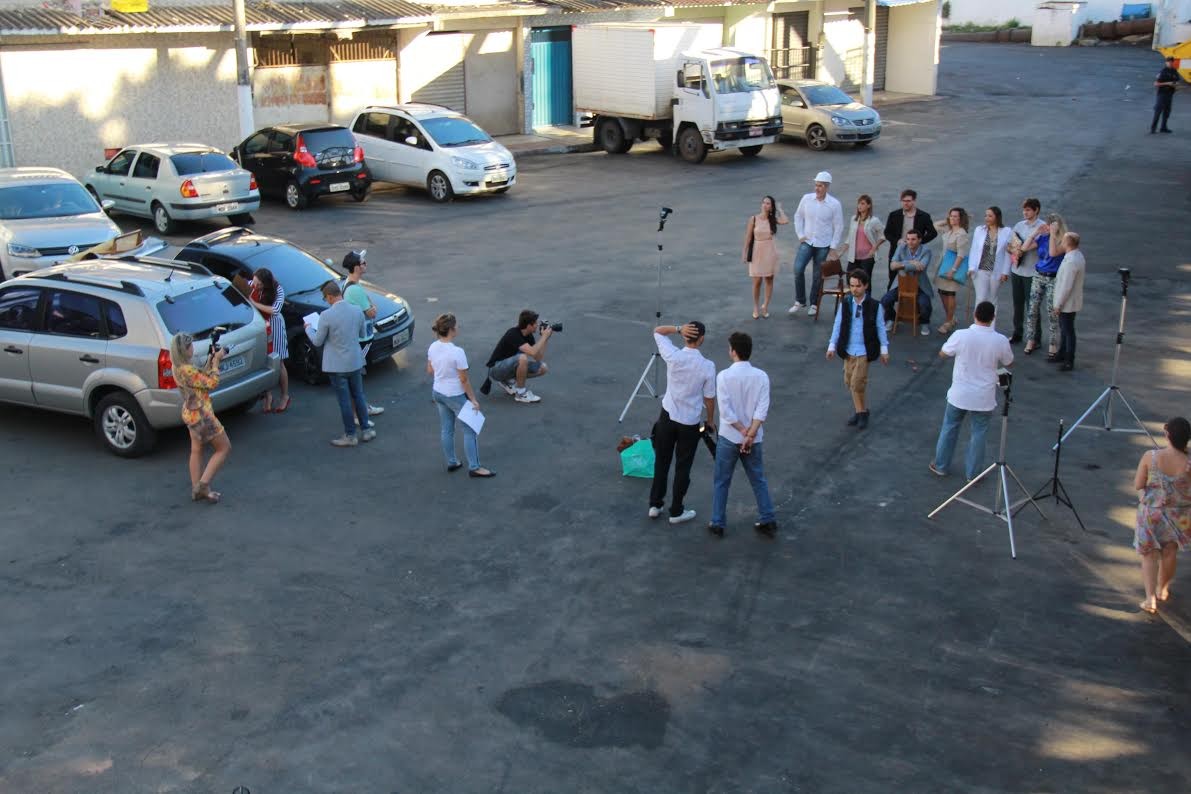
left=112, top=255, right=213, bottom=276
left=38, top=272, right=145, bottom=296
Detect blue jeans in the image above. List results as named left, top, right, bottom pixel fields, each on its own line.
left=328, top=369, right=368, bottom=437
left=793, top=242, right=830, bottom=306
left=711, top=435, right=775, bottom=528
left=433, top=390, right=480, bottom=470
left=933, top=401, right=993, bottom=481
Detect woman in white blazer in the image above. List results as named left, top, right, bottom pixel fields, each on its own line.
left=838, top=194, right=886, bottom=288
left=966, top=206, right=1014, bottom=324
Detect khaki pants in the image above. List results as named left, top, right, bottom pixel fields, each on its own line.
left=843, top=355, right=870, bottom=405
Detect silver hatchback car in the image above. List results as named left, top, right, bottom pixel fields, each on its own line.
left=86, top=143, right=260, bottom=235
left=777, top=79, right=881, bottom=151
left=0, top=257, right=278, bottom=456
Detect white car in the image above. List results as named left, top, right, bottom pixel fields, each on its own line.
left=0, top=167, right=121, bottom=280
left=349, top=104, right=516, bottom=202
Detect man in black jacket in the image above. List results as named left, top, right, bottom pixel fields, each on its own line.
left=883, top=188, right=936, bottom=291
left=1151, top=55, right=1180, bottom=134
left=826, top=269, right=889, bottom=430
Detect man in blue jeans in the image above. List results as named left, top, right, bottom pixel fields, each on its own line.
left=930, top=301, right=1013, bottom=480
left=304, top=281, right=373, bottom=447
left=709, top=331, right=776, bottom=538
left=788, top=170, right=844, bottom=318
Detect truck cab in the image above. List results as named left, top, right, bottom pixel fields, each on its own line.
left=671, top=48, right=783, bottom=162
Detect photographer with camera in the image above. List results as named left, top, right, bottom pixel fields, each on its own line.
left=169, top=331, right=232, bottom=503
left=929, top=301, right=1013, bottom=481
left=483, top=309, right=555, bottom=404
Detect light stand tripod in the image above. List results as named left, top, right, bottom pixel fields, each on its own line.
left=1020, top=420, right=1086, bottom=531
left=619, top=207, right=674, bottom=423
left=1056, top=267, right=1157, bottom=449
left=928, top=373, right=1046, bottom=558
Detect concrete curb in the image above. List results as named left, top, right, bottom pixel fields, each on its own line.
left=508, top=141, right=599, bottom=158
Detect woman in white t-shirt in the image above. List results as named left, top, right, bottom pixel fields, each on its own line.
left=427, top=313, right=494, bottom=477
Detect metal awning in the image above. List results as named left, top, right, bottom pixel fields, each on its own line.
left=877, top=0, right=936, bottom=6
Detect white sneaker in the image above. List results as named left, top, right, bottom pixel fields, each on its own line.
left=367, top=404, right=384, bottom=416
left=648, top=506, right=662, bottom=519
left=919, top=326, right=930, bottom=337
left=497, top=379, right=517, bottom=396
left=806, top=305, right=818, bottom=317
left=360, top=429, right=377, bottom=442
left=669, top=509, right=697, bottom=525
left=514, top=389, right=541, bottom=404
left=330, top=434, right=358, bottom=447
left=884, top=321, right=893, bottom=332
left=787, top=302, right=803, bottom=314
left=354, top=418, right=376, bottom=428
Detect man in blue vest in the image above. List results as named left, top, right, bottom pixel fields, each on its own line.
left=826, top=268, right=889, bottom=429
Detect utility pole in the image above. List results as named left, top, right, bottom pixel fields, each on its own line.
left=862, top=0, right=876, bottom=106
left=233, top=0, right=255, bottom=138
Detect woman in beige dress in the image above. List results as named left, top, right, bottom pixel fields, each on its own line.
left=742, top=195, right=789, bottom=319
left=932, top=207, right=971, bottom=335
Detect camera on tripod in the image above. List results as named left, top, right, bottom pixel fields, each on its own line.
left=538, top=319, right=563, bottom=333
left=997, top=368, right=1013, bottom=390
left=1118, top=267, right=1130, bottom=284
left=659, top=206, right=673, bottom=221
left=209, top=325, right=231, bottom=356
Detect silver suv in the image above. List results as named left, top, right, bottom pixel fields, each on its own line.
left=0, top=257, right=279, bottom=456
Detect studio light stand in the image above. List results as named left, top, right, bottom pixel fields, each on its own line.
left=1020, top=420, right=1085, bottom=531
left=1056, top=267, right=1158, bottom=449
left=928, top=373, right=1046, bottom=558
left=619, top=206, right=674, bottom=423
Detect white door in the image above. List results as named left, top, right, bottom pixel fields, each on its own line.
left=124, top=151, right=161, bottom=219
left=391, top=115, right=436, bottom=187
left=93, top=149, right=137, bottom=212
left=352, top=111, right=401, bottom=184
left=0, top=284, right=39, bottom=405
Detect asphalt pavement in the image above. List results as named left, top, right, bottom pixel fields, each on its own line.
left=1, top=43, right=1189, bottom=793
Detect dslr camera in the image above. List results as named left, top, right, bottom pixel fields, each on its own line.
left=997, top=368, right=1013, bottom=389
left=538, top=319, right=563, bottom=333
left=209, top=326, right=231, bottom=356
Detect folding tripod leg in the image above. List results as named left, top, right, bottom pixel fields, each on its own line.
left=618, top=354, right=660, bottom=423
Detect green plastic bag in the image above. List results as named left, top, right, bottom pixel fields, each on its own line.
left=620, top=438, right=655, bottom=478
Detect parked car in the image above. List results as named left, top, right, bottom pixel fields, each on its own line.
left=0, top=256, right=279, bottom=457
left=349, top=104, right=516, bottom=202
left=174, top=227, right=414, bottom=384
left=230, top=123, right=372, bottom=210
left=85, top=143, right=260, bottom=234
left=0, top=167, right=122, bottom=281
left=777, top=79, right=881, bottom=151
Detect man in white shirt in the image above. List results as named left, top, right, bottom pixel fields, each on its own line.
left=930, top=301, right=1014, bottom=481
left=649, top=322, right=716, bottom=525
left=709, top=332, right=776, bottom=538
left=788, top=170, right=844, bottom=318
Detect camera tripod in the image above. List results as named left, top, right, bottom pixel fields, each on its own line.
left=1020, top=420, right=1085, bottom=531
left=619, top=207, right=673, bottom=423
left=1057, top=267, right=1157, bottom=449
left=928, top=379, right=1046, bottom=559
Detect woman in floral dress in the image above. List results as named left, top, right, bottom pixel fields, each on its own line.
left=170, top=332, right=232, bottom=503
left=1133, top=417, right=1191, bottom=614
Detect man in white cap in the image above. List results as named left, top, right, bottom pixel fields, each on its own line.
left=789, top=171, right=844, bottom=317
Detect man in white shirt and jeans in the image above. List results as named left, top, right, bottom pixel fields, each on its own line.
left=788, top=170, right=844, bottom=317
left=649, top=322, right=716, bottom=525
left=930, top=301, right=1014, bottom=480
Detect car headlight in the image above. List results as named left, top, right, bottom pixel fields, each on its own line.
left=7, top=242, right=41, bottom=258
left=831, top=116, right=853, bottom=126
left=451, top=156, right=481, bottom=171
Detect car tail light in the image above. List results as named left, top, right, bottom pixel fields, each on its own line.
left=357, top=173, right=367, bottom=179
left=249, top=174, right=258, bottom=191
left=353, top=145, right=364, bottom=163
left=179, top=179, right=199, bottom=199
left=294, top=134, right=317, bottom=168
left=157, top=349, right=177, bottom=389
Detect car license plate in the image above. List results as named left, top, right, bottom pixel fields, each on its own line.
left=329, top=182, right=350, bottom=193
left=215, top=203, right=239, bottom=213
left=486, top=179, right=509, bottom=188
left=748, top=127, right=763, bottom=137
left=219, top=355, right=245, bottom=374
left=391, top=329, right=411, bottom=349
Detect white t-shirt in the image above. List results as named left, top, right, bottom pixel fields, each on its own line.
left=428, top=339, right=468, bottom=397
left=942, top=324, right=1014, bottom=412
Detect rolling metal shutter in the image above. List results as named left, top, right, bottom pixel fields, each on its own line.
left=410, top=32, right=466, bottom=112
left=874, top=5, right=889, bottom=92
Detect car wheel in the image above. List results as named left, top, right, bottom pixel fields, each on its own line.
left=677, top=127, right=708, bottom=164
left=292, top=336, right=326, bottom=386
left=806, top=124, right=830, bottom=151
left=740, top=145, right=763, bottom=157
left=285, top=180, right=308, bottom=210
left=228, top=212, right=254, bottom=226
left=351, top=186, right=371, bottom=203
left=854, top=140, right=873, bottom=148
left=152, top=202, right=175, bottom=234
left=94, top=391, right=157, bottom=458
left=427, top=170, right=454, bottom=203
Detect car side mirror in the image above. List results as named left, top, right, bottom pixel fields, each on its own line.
left=95, top=165, right=104, bottom=173
left=100, top=199, right=115, bottom=212
left=404, top=136, right=418, bottom=147
left=324, top=258, right=334, bottom=266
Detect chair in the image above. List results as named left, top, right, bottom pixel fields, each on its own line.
left=813, top=258, right=846, bottom=322
left=891, top=273, right=920, bottom=335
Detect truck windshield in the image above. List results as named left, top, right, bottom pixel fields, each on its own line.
left=709, top=57, right=775, bottom=94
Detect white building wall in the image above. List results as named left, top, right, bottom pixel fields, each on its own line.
left=252, top=65, right=330, bottom=128
left=946, top=0, right=1126, bottom=25
left=1154, top=0, right=1191, bottom=47
left=885, top=1, right=940, bottom=95
left=1032, top=2, right=1090, bottom=46
left=329, top=60, right=398, bottom=127
left=820, top=0, right=867, bottom=88
left=0, top=32, right=240, bottom=179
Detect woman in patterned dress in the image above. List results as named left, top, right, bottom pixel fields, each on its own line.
left=250, top=268, right=290, bottom=413
left=169, top=333, right=232, bottom=503
left=1133, top=417, right=1191, bottom=614
left=932, top=207, right=970, bottom=335
left=742, top=195, right=789, bottom=319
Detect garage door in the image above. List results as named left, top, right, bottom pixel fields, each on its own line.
left=404, top=32, right=467, bottom=112
left=874, top=5, right=889, bottom=91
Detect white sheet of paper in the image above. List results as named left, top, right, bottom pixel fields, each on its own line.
left=458, top=402, right=485, bottom=434
left=303, top=312, right=320, bottom=333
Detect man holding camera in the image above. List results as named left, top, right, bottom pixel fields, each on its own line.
left=484, top=309, right=553, bottom=404
left=930, top=301, right=1013, bottom=481
left=649, top=322, right=716, bottom=525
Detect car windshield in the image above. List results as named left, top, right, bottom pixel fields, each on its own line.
left=710, top=57, right=776, bottom=94
left=171, top=152, right=240, bottom=175
left=0, top=183, right=100, bottom=220
left=253, top=243, right=339, bottom=295
left=803, top=85, right=855, bottom=106
left=156, top=284, right=254, bottom=338
left=420, top=117, right=491, bottom=148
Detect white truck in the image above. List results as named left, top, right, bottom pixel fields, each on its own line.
left=572, top=23, right=783, bottom=163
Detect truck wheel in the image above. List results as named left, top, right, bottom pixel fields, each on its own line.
left=597, top=119, right=631, bottom=154
left=677, top=128, right=708, bottom=164
left=740, top=145, right=763, bottom=157
left=806, top=124, right=830, bottom=151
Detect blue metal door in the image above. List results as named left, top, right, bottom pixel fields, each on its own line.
left=530, top=27, right=573, bottom=128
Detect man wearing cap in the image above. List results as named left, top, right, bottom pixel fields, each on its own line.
left=1152, top=55, right=1180, bottom=134
left=788, top=171, right=844, bottom=318
left=341, top=250, right=385, bottom=423
left=648, top=322, right=716, bottom=525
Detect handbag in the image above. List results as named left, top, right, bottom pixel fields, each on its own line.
left=746, top=231, right=755, bottom=264
left=620, top=438, right=655, bottom=479
left=940, top=249, right=968, bottom=285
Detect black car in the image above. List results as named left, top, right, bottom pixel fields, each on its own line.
left=230, top=123, right=372, bottom=210
left=175, top=227, right=414, bottom=384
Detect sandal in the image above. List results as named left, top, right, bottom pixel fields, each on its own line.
left=1024, top=342, right=1037, bottom=355
left=261, top=394, right=273, bottom=413
left=1139, top=600, right=1158, bottom=615
left=192, top=481, right=221, bottom=504
left=275, top=395, right=291, bottom=413
left=752, top=310, right=760, bottom=320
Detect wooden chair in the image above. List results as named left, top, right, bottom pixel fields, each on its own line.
left=814, top=258, right=846, bottom=322
left=891, top=273, right=920, bottom=335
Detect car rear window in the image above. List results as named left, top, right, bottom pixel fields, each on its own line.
left=299, top=128, right=357, bottom=153
left=171, top=152, right=240, bottom=176
left=156, top=284, right=254, bottom=339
